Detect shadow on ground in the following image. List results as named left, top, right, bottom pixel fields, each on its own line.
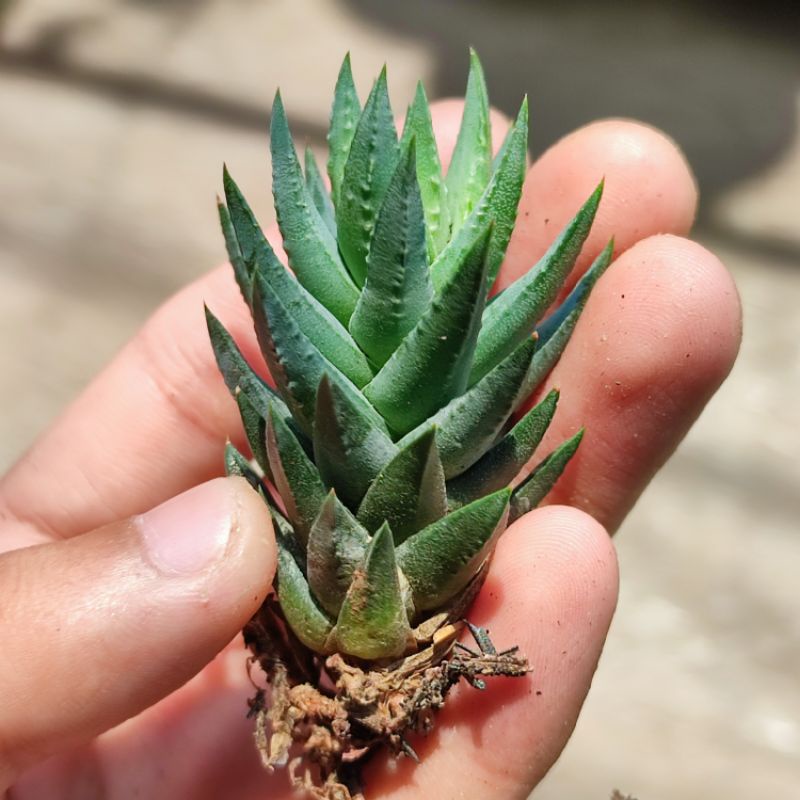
left=345, top=0, right=800, bottom=216
left=2, top=0, right=798, bottom=217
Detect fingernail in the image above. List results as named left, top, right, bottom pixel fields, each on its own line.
left=137, top=478, right=235, bottom=576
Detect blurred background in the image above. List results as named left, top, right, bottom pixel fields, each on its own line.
left=1, top=1, right=798, bottom=797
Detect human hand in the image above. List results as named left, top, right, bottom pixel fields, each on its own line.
left=0, top=101, right=740, bottom=799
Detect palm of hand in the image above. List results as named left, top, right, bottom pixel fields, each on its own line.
left=0, top=103, right=740, bottom=800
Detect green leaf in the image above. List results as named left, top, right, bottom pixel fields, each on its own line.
left=333, top=522, right=413, bottom=660
left=509, top=430, right=584, bottom=523
left=363, top=221, right=492, bottom=436
left=535, top=237, right=614, bottom=345
left=266, top=407, right=328, bottom=548
left=313, top=375, right=397, bottom=510
left=517, top=239, right=615, bottom=401
left=307, top=491, right=370, bottom=616
left=217, top=194, right=251, bottom=303
left=400, top=82, right=450, bottom=258
left=348, top=138, right=433, bottom=367
left=268, top=500, right=298, bottom=544
left=270, top=91, right=359, bottom=324
left=402, top=335, right=538, bottom=480
left=357, top=426, right=447, bottom=544
left=276, top=535, right=334, bottom=653
left=336, top=66, right=400, bottom=287
left=445, top=49, right=491, bottom=232
left=204, top=305, right=291, bottom=421
left=396, top=488, right=510, bottom=611
left=252, top=273, right=387, bottom=436
left=431, top=97, right=528, bottom=292
left=224, top=169, right=372, bottom=388
left=327, top=53, right=360, bottom=208
left=220, top=165, right=271, bottom=306
left=304, top=147, right=336, bottom=236
left=470, top=182, right=604, bottom=384
left=223, top=441, right=262, bottom=490
left=235, top=390, right=270, bottom=477
left=447, top=388, right=559, bottom=508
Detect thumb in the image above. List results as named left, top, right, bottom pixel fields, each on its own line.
left=0, top=476, right=276, bottom=788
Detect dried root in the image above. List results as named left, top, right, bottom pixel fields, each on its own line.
left=244, top=598, right=529, bottom=800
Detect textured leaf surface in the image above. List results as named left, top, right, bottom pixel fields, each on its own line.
left=333, top=523, right=413, bottom=659
left=407, top=335, right=538, bottom=479
left=357, top=427, right=447, bottom=543
left=397, top=488, right=510, bottom=611
left=470, top=182, right=603, bottom=383
left=271, top=92, right=359, bottom=324
left=266, top=407, right=328, bottom=548
left=400, top=82, right=450, bottom=258
left=304, top=147, right=336, bottom=236
left=235, top=390, right=269, bottom=476
left=313, top=375, right=398, bottom=509
left=431, top=97, right=528, bottom=292
left=252, top=274, right=386, bottom=436
left=447, top=388, right=559, bottom=507
left=205, top=306, right=291, bottom=421
left=363, top=222, right=492, bottom=436
left=327, top=53, right=360, bottom=207
left=445, top=50, right=491, bottom=232
left=220, top=173, right=374, bottom=387
left=223, top=441, right=262, bottom=490
left=268, top=500, right=298, bottom=544
left=336, top=67, right=400, bottom=287
left=348, top=139, right=432, bottom=367
left=307, top=491, right=370, bottom=616
left=518, top=239, right=615, bottom=400
left=276, top=535, right=334, bottom=653
left=217, top=196, right=250, bottom=302
left=509, top=430, right=584, bottom=523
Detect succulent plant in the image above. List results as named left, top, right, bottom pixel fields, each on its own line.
left=206, top=50, right=611, bottom=799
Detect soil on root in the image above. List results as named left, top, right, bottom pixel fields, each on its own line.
left=244, top=597, right=529, bottom=800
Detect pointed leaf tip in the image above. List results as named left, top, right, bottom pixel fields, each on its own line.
left=447, top=387, right=560, bottom=508
left=271, top=90, right=359, bottom=323
left=333, top=522, right=413, bottom=660
left=399, top=80, right=450, bottom=258
left=349, top=136, right=433, bottom=366
left=336, top=64, right=400, bottom=287
left=266, top=405, right=328, bottom=547
left=397, top=488, right=510, bottom=612
left=307, top=491, right=369, bottom=616
left=204, top=306, right=291, bottom=422
left=431, top=94, right=528, bottom=294
left=276, top=538, right=334, bottom=653
left=470, top=183, right=603, bottom=383
left=509, top=429, right=584, bottom=523
left=313, top=373, right=397, bottom=510
left=357, top=425, right=448, bottom=543
left=445, top=50, right=491, bottom=232
left=364, top=220, right=493, bottom=435
left=327, top=53, right=361, bottom=208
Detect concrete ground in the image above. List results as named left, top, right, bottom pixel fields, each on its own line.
left=1, top=1, right=798, bottom=798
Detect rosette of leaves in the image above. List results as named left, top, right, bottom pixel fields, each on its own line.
left=205, top=50, right=612, bottom=796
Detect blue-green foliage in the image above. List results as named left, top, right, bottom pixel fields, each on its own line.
left=206, top=53, right=613, bottom=658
